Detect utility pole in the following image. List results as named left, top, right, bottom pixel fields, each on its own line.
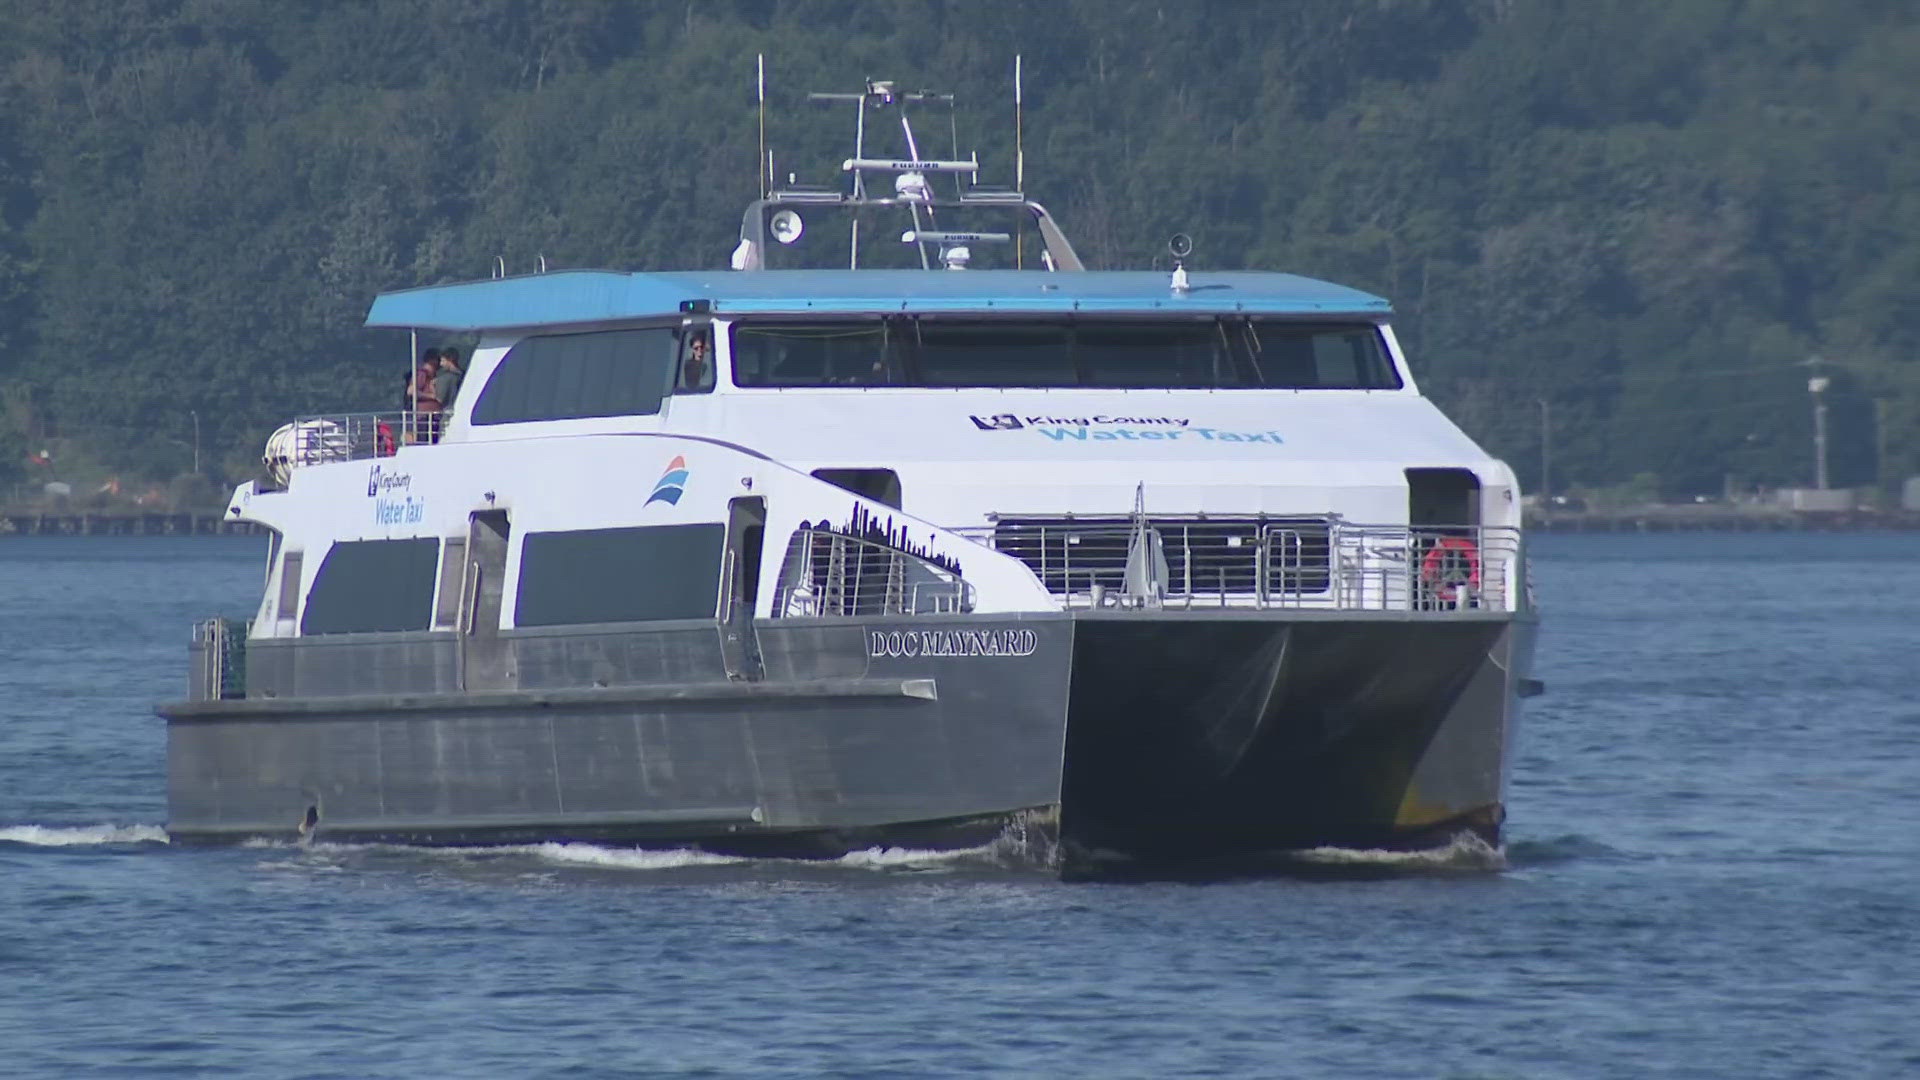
left=1538, top=398, right=1551, bottom=500
left=1807, top=357, right=1830, bottom=490
left=1874, top=398, right=1890, bottom=496
left=191, top=410, right=200, bottom=476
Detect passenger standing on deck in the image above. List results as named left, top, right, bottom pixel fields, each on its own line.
left=432, top=346, right=464, bottom=412
left=412, top=350, right=442, bottom=442
left=408, top=349, right=439, bottom=411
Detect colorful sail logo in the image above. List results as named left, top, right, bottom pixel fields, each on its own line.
left=646, top=455, right=689, bottom=506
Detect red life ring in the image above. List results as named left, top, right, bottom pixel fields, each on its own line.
left=1420, top=536, right=1481, bottom=601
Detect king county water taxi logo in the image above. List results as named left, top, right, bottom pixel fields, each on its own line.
left=646, top=455, right=690, bottom=506
left=967, top=413, right=1283, bottom=445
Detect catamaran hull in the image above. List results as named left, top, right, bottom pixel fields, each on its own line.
left=1060, top=615, right=1534, bottom=863
left=162, top=614, right=1532, bottom=870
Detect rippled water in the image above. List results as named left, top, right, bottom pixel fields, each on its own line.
left=2, top=534, right=1916, bottom=1077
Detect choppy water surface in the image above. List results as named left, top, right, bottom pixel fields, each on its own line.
left=1, top=534, right=1915, bottom=1078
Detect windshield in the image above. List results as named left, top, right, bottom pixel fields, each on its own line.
left=729, top=318, right=1401, bottom=390
left=1243, top=322, right=1401, bottom=390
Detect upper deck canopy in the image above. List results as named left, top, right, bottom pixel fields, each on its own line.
left=364, top=269, right=1390, bottom=333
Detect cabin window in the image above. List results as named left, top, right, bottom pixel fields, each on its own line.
left=1244, top=322, right=1401, bottom=390
left=514, top=524, right=725, bottom=626
left=275, top=549, right=303, bottom=628
left=469, top=327, right=677, bottom=424
left=1077, top=322, right=1233, bottom=388
left=732, top=322, right=896, bottom=387
left=433, top=537, right=467, bottom=628
left=674, top=328, right=717, bottom=394
left=914, top=322, right=1077, bottom=387
left=725, top=317, right=1400, bottom=389
left=300, top=539, right=439, bottom=635
left=812, top=468, right=902, bottom=509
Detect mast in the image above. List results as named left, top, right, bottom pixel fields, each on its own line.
left=1015, top=55, right=1024, bottom=269
left=756, top=54, right=767, bottom=199
left=739, top=69, right=1082, bottom=272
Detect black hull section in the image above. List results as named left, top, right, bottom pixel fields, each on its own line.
left=1060, top=617, right=1528, bottom=862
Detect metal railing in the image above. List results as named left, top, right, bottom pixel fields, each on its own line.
left=263, top=412, right=439, bottom=483
left=772, top=528, right=975, bottom=617
left=194, top=617, right=251, bottom=701
left=951, top=518, right=1523, bottom=614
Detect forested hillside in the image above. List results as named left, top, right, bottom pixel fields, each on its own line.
left=1, top=0, right=1915, bottom=500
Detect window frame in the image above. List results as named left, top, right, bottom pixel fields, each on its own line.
left=724, top=315, right=1405, bottom=390
left=728, top=316, right=901, bottom=388
left=298, top=538, right=440, bottom=636
left=468, top=323, right=682, bottom=425
left=513, top=523, right=728, bottom=627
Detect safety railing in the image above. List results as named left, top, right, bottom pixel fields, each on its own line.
left=772, top=528, right=975, bottom=617
left=193, top=616, right=252, bottom=701
left=950, top=518, right=1523, bottom=614
left=263, top=412, right=440, bottom=484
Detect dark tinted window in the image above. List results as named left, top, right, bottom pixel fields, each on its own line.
left=726, top=318, right=1399, bottom=389
left=1078, top=322, right=1234, bottom=388
left=470, top=328, right=677, bottom=424
left=915, top=322, right=1076, bottom=387
left=733, top=323, right=894, bottom=386
left=1245, top=322, right=1400, bottom=389
left=515, top=524, right=724, bottom=626
left=301, top=539, right=438, bottom=635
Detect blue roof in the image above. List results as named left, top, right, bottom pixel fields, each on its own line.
left=364, top=269, right=1391, bottom=332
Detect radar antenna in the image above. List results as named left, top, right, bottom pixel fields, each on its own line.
left=735, top=67, right=1085, bottom=272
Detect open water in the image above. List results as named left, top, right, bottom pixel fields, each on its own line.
left=1, top=533, right=1916, bottom=1078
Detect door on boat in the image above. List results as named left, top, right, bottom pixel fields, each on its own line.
left=460, top=509, right=513, bottom=690
left=1406, top=467, right=1481, bottom=610
left=719, top=496, right=766, bottom=681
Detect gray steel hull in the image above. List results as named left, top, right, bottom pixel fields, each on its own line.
left=163, top=612, right=1533, bottom=870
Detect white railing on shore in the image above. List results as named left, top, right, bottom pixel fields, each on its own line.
left=950, top=518, right=1523, bottom=614
left=264, top=412, right=440, bottom=484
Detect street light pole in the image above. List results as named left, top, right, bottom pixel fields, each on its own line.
left=191, top=410, right=200, bottom=476
left=1874, top=398, right=1890, bottom=495
left=1538, top=398, right=1551, bottom=500
left=1807, top=358, right=1830, bottom=491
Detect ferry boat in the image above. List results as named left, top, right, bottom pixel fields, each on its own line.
left=162, top=74, right=1538, bottom=870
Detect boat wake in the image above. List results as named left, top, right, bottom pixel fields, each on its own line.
left=1, top=821, right=1510, bottom=878
left=228, top=838, right=1041, bottom=880
left=227, top=813, right=1059, bottom=877
left=228, top=805, right=1062, bottom=876
left=515, top=842, right=747, bottom=871
left=1286, top=831, right=1507, bottom=872
left=0, top=823, right=171, bottom=847
left=1061, top=830, right=1511, bottom=882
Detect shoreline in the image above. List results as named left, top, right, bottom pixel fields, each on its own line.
left=1529, top=508, right=1920, bottom=532
left=0, top=510, right=265, bottom=536
left=5, top=509, right=1915, bottom=537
